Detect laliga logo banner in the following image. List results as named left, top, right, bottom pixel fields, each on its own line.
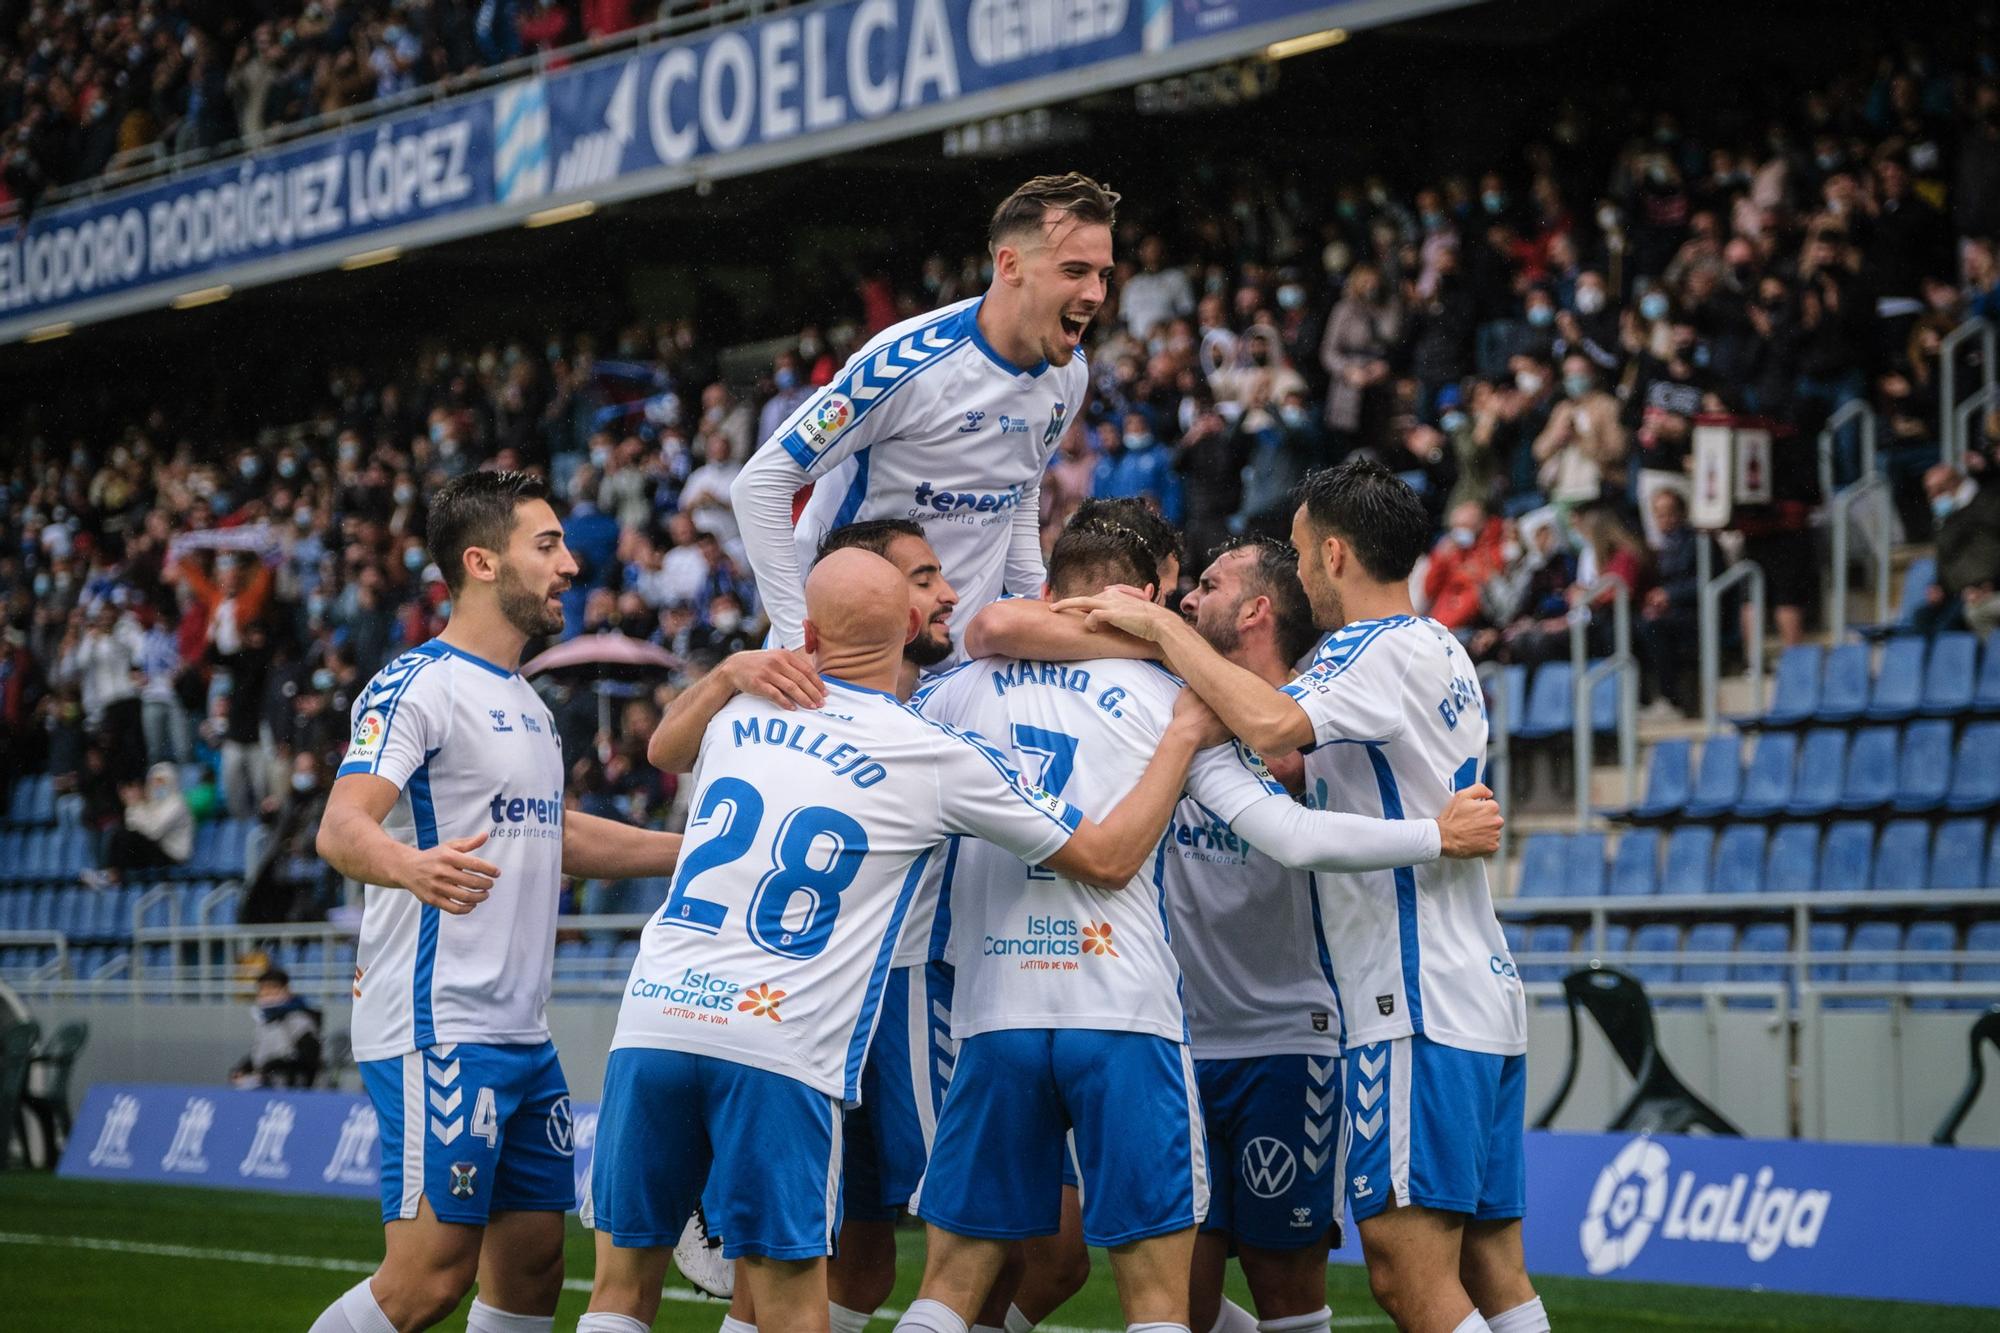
left=1517, top=1131, right=2000, bottom=1308
left=61, top=1084, right=605, bottom=1211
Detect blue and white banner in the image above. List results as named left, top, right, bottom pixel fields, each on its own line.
left=1, top=0, right=1389, bottom=337
left=60, top=1082, right=604, bottom=1209
left=60, top=1088, right=2000, bottom=1309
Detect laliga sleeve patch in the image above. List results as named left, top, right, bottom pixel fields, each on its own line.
left=349, top=708, right=389, bottom=760
left=799, top=394, right=854, bottom=449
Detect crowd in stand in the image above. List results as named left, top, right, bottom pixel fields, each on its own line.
left=5, top=19, right=2000, bottom=920
left=0, top=0, right=650, bottom=212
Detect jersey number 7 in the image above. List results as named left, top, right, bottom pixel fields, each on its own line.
left=659, top=776, right=870, bottom=961
left=1012, top=725, right=1078, bottom=882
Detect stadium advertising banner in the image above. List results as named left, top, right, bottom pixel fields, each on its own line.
left=0, top=0, right=1398, bottom=341
left=59, top=1086, right=2000, bottom=1308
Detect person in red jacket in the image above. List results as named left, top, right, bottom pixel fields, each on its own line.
left=1422, top=500, right=1506, bottom=637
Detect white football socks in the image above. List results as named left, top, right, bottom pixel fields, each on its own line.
left=895, top=1298, right=969, bottom=1333
left=719, top=1318, right=760, bottom=1333
left=1484, top=1297, right=1549, bottom=1333
left=1126, top=1323, right=1191, bottom=1333
left=467, top=1300, right=552, bottom=1332
left=307, top=1280, right=395, bottom=1333
left=971, top=1324, right=1006, bottom=1333
left=1450, top=1312, right=1494, bottom=1333
left=1002, top=1304, right=1036, bottom=1333
left=831, top=1303, right=874, bottom=1333
left=577, top=1315, right=650, bottom=1333
left=1207, top=1300, right=1259, bottom=1333
left=1256, top=1308, right=1332, bottom=1333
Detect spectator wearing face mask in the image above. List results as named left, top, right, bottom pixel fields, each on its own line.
left=758, top=351, right=815, bottom=443
left=243, top=752, right=337, bottom=923
left=1533, top=354, right=1628, bottom=508
left=86, top=762, right=193, bottom=886
left=1552, top=270, right=1623, bottom=375
left=1921, top=464, right=2000, bottom=637
left=1093, top=411, right=1184, bottom=525
left=1422, top=500, right=1506, bottom=643
left=698, top=592, right=755, bottom=656
left=1319, top=264, right=1403, bottom=452
left=679, top=432, right=743, bottom=544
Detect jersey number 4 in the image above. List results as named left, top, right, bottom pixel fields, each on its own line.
left=659, top=776, right=869, bottom=961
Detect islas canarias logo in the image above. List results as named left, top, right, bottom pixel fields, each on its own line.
left=737, top=983, right=786, bottom=1022
left=1081, top=922, right=1118, bottom=957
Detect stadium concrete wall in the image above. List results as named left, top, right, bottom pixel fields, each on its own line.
left=28, top=998, right=2000, bottom=1148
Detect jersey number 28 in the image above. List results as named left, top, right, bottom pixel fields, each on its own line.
left=659, top=776, right=869, bottom=961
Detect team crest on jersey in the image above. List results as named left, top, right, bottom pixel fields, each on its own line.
left=1081, top=922, right=1119, bottom=957
left=449, top=1161, right=478, bottom=1198
left=996, top=414, right=1029, bottom=435
left=1042, top=400, right=1068, bottom=447
left=350, top=709, right=387, bottom=757
left=737, top=983, right=786, bottom=1022
left=801, top=394, right=854, bottom=448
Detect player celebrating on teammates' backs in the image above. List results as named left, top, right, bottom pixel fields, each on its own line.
left=731, top=172, right=1116, bottom=662
left=305, top=470, right=689, bottom=1333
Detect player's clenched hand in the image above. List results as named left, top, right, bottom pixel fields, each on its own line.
left=1051, top=588, right=1175, bottom=642
left=1437, top=784, right=1503, bottom=859
left=1169, top=688, right=1234, bottom=750
left=400, top=831, right=500, bottom=914
left=722, top=648, right=826, bottom=710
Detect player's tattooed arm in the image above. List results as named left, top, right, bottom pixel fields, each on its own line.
left=561, top=809, right=684, bottom=881
left=647, top=647, right=826, bottom=773
left=962, top=593, right=1159, bottom=663
left=318, top=774, right=499, bottom=915
left=1054, top=588, right=1316, bottom=756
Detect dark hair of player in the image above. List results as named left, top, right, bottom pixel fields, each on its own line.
left=1046, top=523, right=1153, bottom=600
left=1218, top=536, right=1320, bottom=667
left=989, top=172, right=1121, bottom=255
left=426, top=469, right=551, bottom=594
left=1292, top=458, right=1432, bottom=585
left=1069, top=496, right=1178, bottom=576
left=814, top=518, right=926, bottom=565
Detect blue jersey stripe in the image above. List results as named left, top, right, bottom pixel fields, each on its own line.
left=408, top=757, right=441, bottom=1049
left=928, top=835, right=960, bottom=961
left=1363, top=745, right=1423, bottom=1033
left=829, top=446, right=874, bottom=530
left=907, top=710, right=1082, bottom=836
left=845, top=843, right=935, bottom=1101
left=1304, top=870, right=1347, bottom=1046
left=785, top=306, right=967, bottom=467
left=353, top=643, right=445, bottom=776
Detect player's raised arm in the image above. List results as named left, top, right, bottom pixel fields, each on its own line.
left=317, top=774, right=499, bottom=915
left=1055, top=587, right=1316, bottom=756
left=962, top=591, right=1159, bottom=662
left=646, top=647, right=826, bottom=773
left=559, top=810, right=684, bottom=883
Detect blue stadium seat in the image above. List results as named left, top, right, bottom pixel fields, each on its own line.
left=1947, top=723, right=2000, bottom=814
left=1837, top=726, right=1899, bottom=813
left=218, top=819, right=252, bottom=875
left=187, top=823, right=221, bottom=877
left=1597, top=923, right=1633, bottom=956
left=1493, top=664, right=1528, bottom=739
left=24, top=888, right=54, bottom=931
left=1752, top=645, right=1822, bottom=729
left=1976, top=632, right=2000, bottom=715
left=1920, top=633, right=1980, bottom=716
left=1588, top=671, right=1620, bottom=735
left=1872, top=820, right=1932, bottom=891
left=1713, top=824, right=1766, bottom=894
left=552, top=939, right=587, bottom=979
left=1819, top=822, right=1875, bottom=893
left=1736, top=732, right=1798, bottom=819
left=1682, top=738, right=1743, bottom=820
left=4, top=779, right=33, bottom=825
left=19, top=828, right=53, bottom=881
left=1516, top=662, right=1575, bottom=741
left=1866, top=637, right=1928, bottom=722
left=1931, top=820, right=1990, bottom=891
left=1904, top=922, right=1958, bottom=1009
left=1893, top=720, right=1954, bottom=814
left=1816, top=644, right=1872, bottom=724
left=1627, top=739, right=1692, bottom=822
left=1501, top=923, right=1526, bottom=956
left=1735, top=923, right=1792, bottom=986
left=1783, top=729, right=1847, bottom=818
left=1806, top=923, right=1848, bottom=985
left=1858, top=559, right=1938, bottom=640
left=0, top=892, right=21, bottom=930
left=1683, top=923, right=1736, bottom=986
left=1628, top=923, right=1680, bottom=987
left=1516, top=834, right=1570, bottom=898
left=1838, top=922, right=1903, bottom=1008
left=1607, top=830, right=1660, bottom=897
left=52, top=889, right=88, bottom=938
left=1661, top=826, right=1715, bottom=895
left=612, top=938, right=642, bottom=967
left=1566, top=833, right=1607, bottom=898
left=0, top=831, right=20, bottom=882
left=1522, top=924, right=1573, bottom=983
left=1990, top=823, right=2000, bottom=889
left=1964, top=922, right=2000, bottom=997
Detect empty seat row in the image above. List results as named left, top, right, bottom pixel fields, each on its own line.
left=0, top=826, right=95, bottom=883
left=1517, top=818, right=1999, bottom=898
left=2, top=774, right=56, bottom=827
left=1745, top=631, right=2000, bottom=730
left=1619, top=722, right=2000, bottom=823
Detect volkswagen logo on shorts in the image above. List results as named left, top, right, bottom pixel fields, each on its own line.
left=1580, top=1136, right=1671, bottom=1274
left=547, top=1096, right=575, bottom=1156
left=1241, top=1137, right=1297, bottom=1198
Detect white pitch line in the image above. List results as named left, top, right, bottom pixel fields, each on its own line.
left=0, top=1231, right=1389, bottom=1328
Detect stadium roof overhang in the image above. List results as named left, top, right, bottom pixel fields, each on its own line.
left=0, top=0, right=1489, bottom=350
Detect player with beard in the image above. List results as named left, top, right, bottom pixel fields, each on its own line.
left=307, top=471, right=706, bottom=1333
left=733, top=174, right=1116, bottom=666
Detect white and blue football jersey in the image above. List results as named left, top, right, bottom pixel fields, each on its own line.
left=610, top=679, right=1085, bottom=1102
left=1280, top=616, right=1526, bottom=1056
left=745, top=297, right=1086, bottom=657
left=914, top=656, right=1284, bottom=1044
left=338, top=640, right=567, bottom=1062
left=1161, top=802, right=1341, bottom=1060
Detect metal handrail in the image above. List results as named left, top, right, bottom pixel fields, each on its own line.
left=1696, top=535, right=1765, bottom=731
left=1568, top=574, right=1636, bottom=824
left=1478, top=661, right=1512, bottom=868
left=1829, top=472, right=1893, bottom=638
left=0, top=930, right=70, bottom=979
left=1, top=0, right=805, bottom=223
left=1952, top=384, right=1995, bottom=473
left=1816, top=399, right=1878, bottom=498
left=1502, top=886, right=2000, bottom=914
left=1940, top=315, right=1996, bottom=466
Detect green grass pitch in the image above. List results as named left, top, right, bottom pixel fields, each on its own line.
left=0, top=1175, right=1991, bottom=1331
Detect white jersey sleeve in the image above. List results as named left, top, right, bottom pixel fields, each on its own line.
left=1183, top=740, right=1287, bottom=825
left=337, top=649, right=453, bottom=786
left=1280, top=617, right=1412, bottom=747
left=929, top=721, right=1081, bottom=863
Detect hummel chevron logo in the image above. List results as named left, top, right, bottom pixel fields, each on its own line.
left=1307, top=1087, right=1335, bottom=1116
left=428, top=1059, right=460, bottom=1085
left=1303, top=1146, right=1329, bottom=1174
left=1308, top=1057, right=1336, bottom=1085
left=1354, top=1081, right=1383, bottom=1111
left=430, top=1116, right=463, bottom=1145
left=428, top=1088, right=462, bottom=1116
left=1356, top=1049, right=1386, bottom=1080
left=932, top=1001, right=951, bottom=1027
left=1353, top=1108, right=1384, bottom=1140
left=919, top=325, right=954, bottom=352
left=1305, top=1117, right=1332, bottom=1145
